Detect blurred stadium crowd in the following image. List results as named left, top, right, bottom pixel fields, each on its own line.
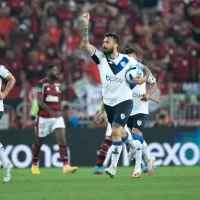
left=0, top=0, right=200, bottom=128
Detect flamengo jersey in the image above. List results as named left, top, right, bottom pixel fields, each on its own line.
left=37, top=78, right=61, bottom=118
left=91, top=49, right=137, bottom=106
left=0, top=65, right=9, bottom=111
left=130, top=62, right=156, bottom=116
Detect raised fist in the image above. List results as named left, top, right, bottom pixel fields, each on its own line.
left=82, top=13, right=90, bottom=24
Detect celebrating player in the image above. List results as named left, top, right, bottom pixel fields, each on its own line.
left=82, top=13, right=152, bottom=178
left=0, top=65, right=16, bottom=182
left=93, top=48, right=159, bottom=177
left=31, top=64, right=78, bottom=174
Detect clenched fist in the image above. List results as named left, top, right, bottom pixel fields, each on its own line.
left=82, top=13, right=90, bottom=25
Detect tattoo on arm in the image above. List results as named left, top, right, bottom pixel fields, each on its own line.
left=82, top=24, right=89, bottom=44
left=141, top=64, right=151, bottom=78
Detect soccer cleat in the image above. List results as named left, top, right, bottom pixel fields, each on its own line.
left=104, top=166, right=116, bottom=178
left=93, top=166, right=104, bottom=174
left=147, top=156, right=156, bottom=176
left=31, top=166, right=41, bottom=175
left=132, top=168, right=142, bottom=178
left=63, top=165, right=78, bottom=174
left=142, top=165, right=157, bottom=174
left=3, top=163, right=13, bottom=183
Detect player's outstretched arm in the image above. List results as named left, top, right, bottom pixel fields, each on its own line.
left=81, top=13, right=95, bottom=56
left=0, top=73, right=16, bottom=100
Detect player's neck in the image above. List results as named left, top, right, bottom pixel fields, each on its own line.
left=107, top=50, right=119, bottom=60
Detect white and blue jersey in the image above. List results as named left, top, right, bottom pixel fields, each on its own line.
left=129, top=62, right=156, bottom=116
left=0, top=65, right=9, bottom=112
left=91, top=49, right=137, bottom=106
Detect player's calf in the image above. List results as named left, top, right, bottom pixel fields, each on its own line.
left=94, top=139, right=112, bottom=174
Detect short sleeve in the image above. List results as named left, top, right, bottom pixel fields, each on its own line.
left=0, top=65, right=9, bottom=78
left=128, top=57, right=137, bottom=67
left=37, top=82, right=44, bottom=95
left=91, top=49, right=104, bottom=65
left=147, top=74, right=156, bottom=84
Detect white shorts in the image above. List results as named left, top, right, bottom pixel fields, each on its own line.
left=35, top=116, right=65, bottom=137
left=105, top=123, right=130, bottom=137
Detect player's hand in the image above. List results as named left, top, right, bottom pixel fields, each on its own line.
left=140, top=93, right=151, bottom=101
left=82, top=13, right=90, bottom=25
left=132, top=76, right=146, bottom=85
left=94, top=111, right=104, bottom=124
left=0, top=92, right=7, bottom=100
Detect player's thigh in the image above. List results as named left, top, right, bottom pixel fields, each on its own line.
left=132, top=114, right=148, bottom=133
left=51, top=117, right=66, bottom=144
left=104, top=104, right=114, bottom=125
left=35, top=116, right=52, bottom=138
left=127, top=115, right=135, bottom=130
left=113, top=100, right=133, bottom=128
left=35, top=136, right=46, bottom=146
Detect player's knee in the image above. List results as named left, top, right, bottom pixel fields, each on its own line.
left=132, top=128, right=143, bottom=136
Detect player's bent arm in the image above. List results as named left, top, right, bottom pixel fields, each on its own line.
left=146, top=73, right=157, bottom=96
left=37, top=95, right=55, bottom=115
left=2, top=73, right=16, bottom=99
left=81, top=13, right=95, bottom=56
left=140, top=64, right=151, bottom=81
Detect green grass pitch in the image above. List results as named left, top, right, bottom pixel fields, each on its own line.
left=1, top=167, right=200, bottom=200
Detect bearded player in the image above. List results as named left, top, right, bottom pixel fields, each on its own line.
left=31, top=64, right=78, bottom=174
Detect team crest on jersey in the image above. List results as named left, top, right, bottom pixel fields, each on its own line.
left=137, top=120, right=142, bottom=126
left=120, top=113, right=125, bottom=119
left=109, top=61, right=113, bottom=64
left=47, top=87, right=50, bottom=91
left=120, top=61, right=126, bottom=67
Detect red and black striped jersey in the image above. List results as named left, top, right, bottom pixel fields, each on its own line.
left=37, top=78, right=61, bottom=118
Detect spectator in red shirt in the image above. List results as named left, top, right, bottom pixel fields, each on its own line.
left=26, top=50, right=44, bottom=86
left=187, top=0, right=200, bottom=43
left=0, top=6, right=17, bottom=41
left=46, top=17, right=62, bottom=48
left=4, top=48, right=23, bottom=85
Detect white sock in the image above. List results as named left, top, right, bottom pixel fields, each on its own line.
left=142, top=141, right=151, bottom=163
left=134, top=140, right=142, bottom=170
left=0, top=143, right=10, bottom=168
left=123, top=127, right=137, bottom=150
left=111, top=141, right=123, bottom=168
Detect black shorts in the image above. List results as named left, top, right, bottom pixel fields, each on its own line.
left=104, top=100, right=133, bottom=128
left=0, top=111, right=3, bottom=120
left=127, top=113, right=148, bottom=132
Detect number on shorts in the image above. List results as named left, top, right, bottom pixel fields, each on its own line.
left=39, top=124, right=45, bottom=129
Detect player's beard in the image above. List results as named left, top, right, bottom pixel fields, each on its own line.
left=50, top=75, right=58, bottom=81
left=103, top=47, right=114, bottom=56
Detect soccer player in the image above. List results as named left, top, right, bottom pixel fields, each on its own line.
left=0, top=65, right=16, bottom=182
left=82, top=13, right=151, bottom=178
left=93, top=48, right=159, bottom=177
left=31, top=64, right=78, bottom=174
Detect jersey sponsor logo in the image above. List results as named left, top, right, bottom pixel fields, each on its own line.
left=106, top=75, right=123, bottom=83
left=133, top=93, right=140, bottom=98
left=46, top=95, right=59, bottom=102
left=121, top=113, right=125, bottom=119
left=137, top=120, right=142, bottom=126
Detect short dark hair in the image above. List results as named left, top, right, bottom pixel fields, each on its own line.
left=124, top=47, right=137, bottom=56
left=104, top=32, right=120, bottom=45
left=45, top=64, right=55, bottom=71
